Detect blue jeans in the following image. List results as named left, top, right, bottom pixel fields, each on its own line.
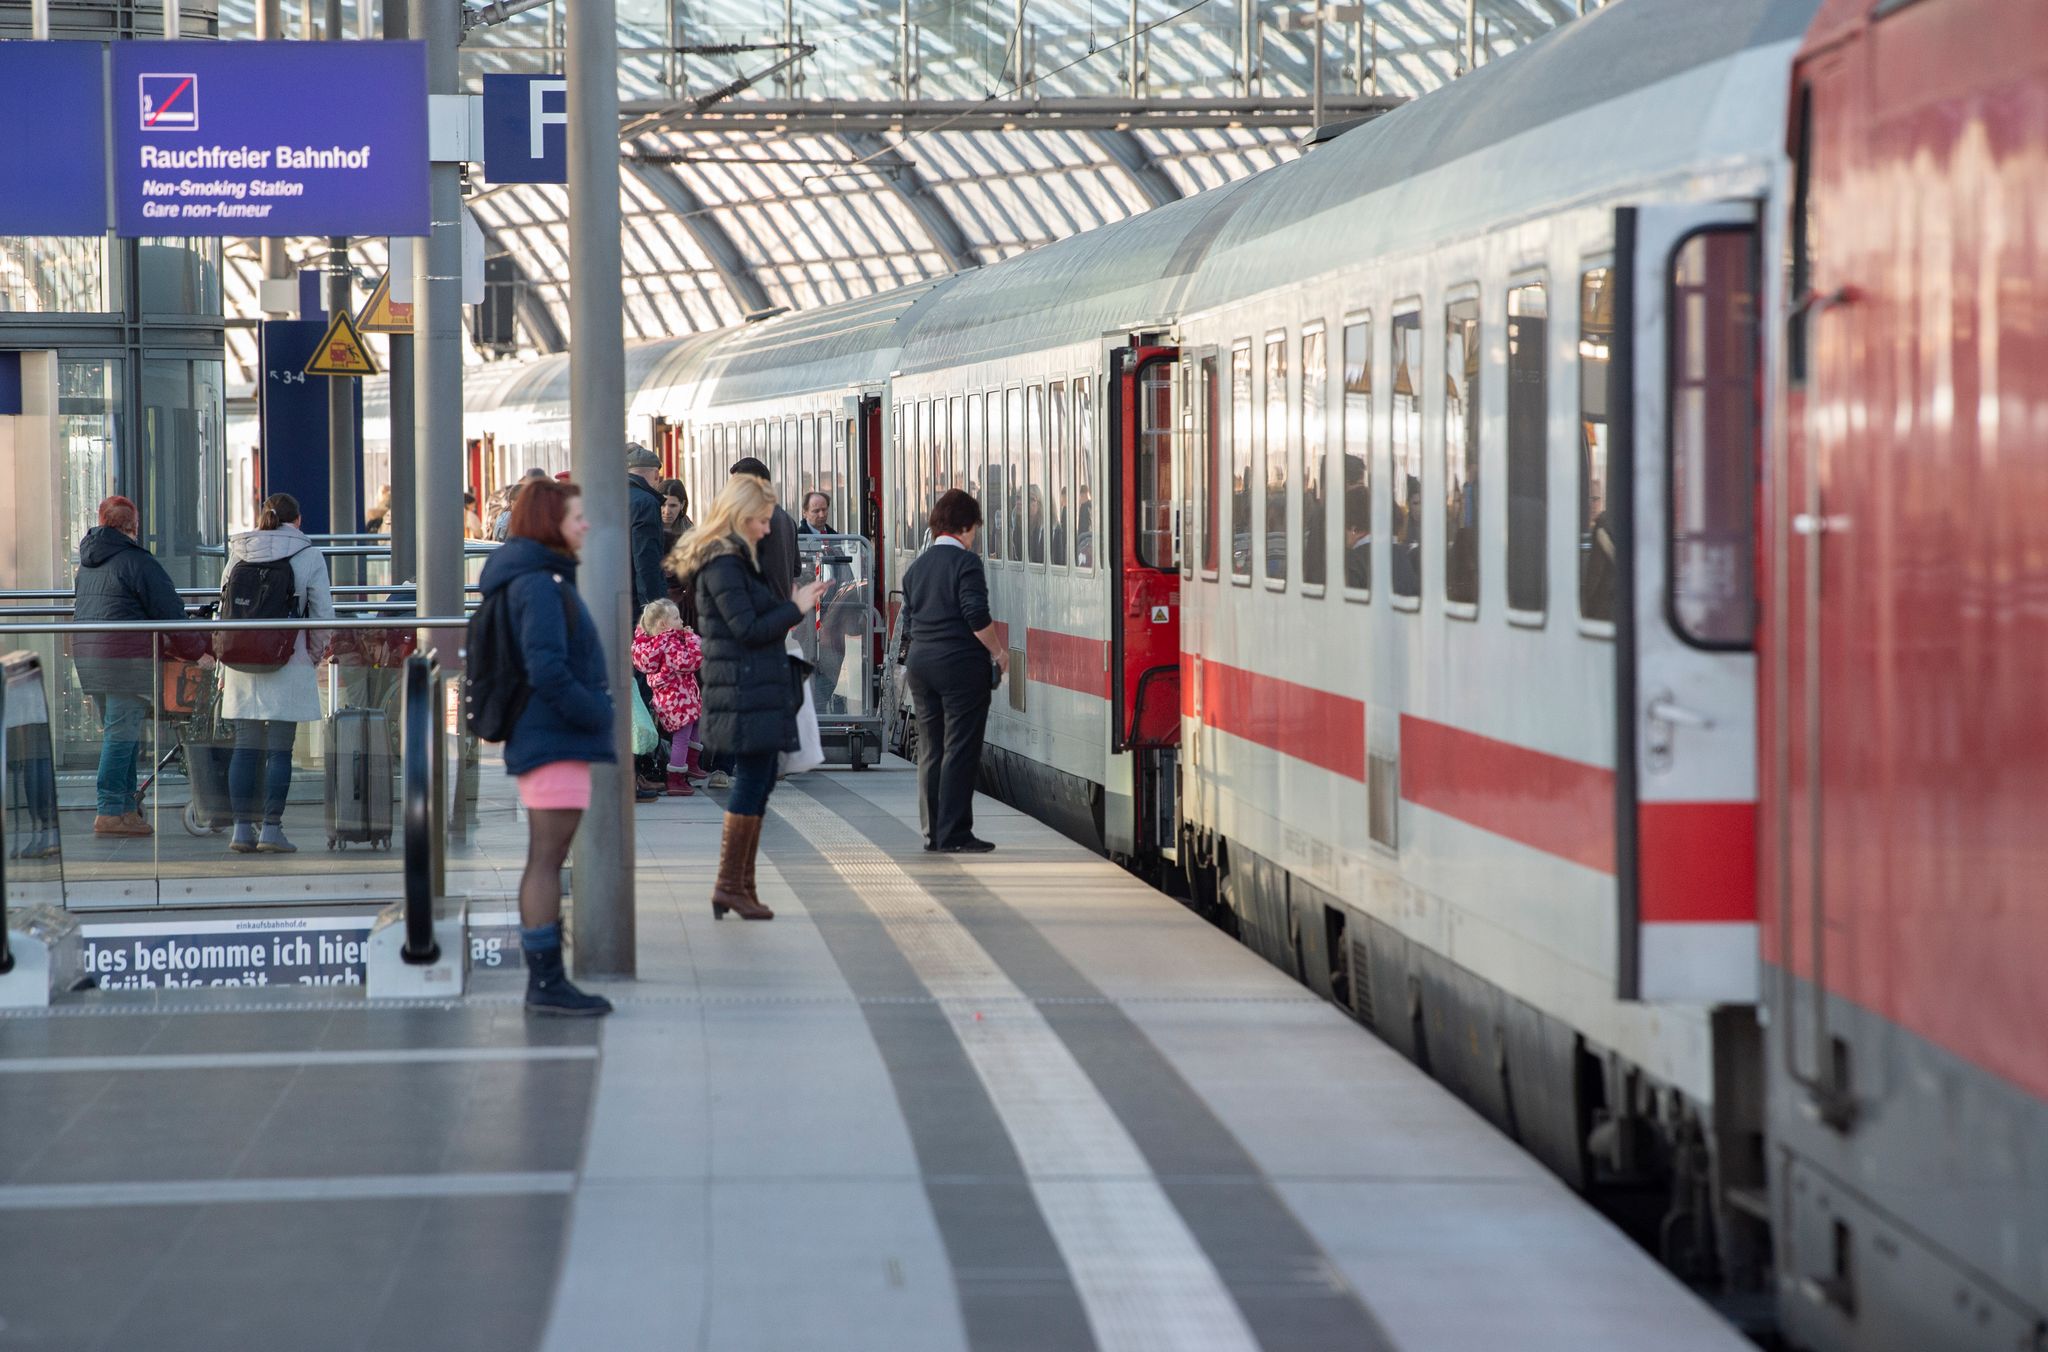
left=229, top=719, right=296, bottom=826
left=726, top=750, right=780, bottom=817
left=93, top=693, right=150, bottom=818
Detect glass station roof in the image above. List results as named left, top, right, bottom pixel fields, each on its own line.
left=219, top=0, right=1581, bottom=385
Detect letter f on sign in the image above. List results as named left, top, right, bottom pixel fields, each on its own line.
left=530, top=79, right=568, bottom=160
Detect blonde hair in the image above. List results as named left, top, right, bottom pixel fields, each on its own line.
left=668, top=475, right=776, bottom=580
left=638, top=599, right=679, bottom=634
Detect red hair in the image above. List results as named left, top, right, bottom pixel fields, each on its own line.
left=98, top=495, right=139, bottom=535
left=508, top=478, right=582, bottom=553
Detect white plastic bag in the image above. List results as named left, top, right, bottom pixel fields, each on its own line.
left=780, top=677, right=826, bottom=776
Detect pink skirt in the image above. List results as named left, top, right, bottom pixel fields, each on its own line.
left=517, top=760, right=592, bottom=810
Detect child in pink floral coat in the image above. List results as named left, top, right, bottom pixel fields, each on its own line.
left=632, top=600, right=704, bottom=796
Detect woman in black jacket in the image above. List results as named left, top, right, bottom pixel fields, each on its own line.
left=900, top=489, right=1008, bottom=853
left=668, top=476, right=824, bottom=920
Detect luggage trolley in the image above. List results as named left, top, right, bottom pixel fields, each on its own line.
left=794, top=533, right=882, bottom=770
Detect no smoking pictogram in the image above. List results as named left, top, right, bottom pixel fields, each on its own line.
left=139, top=73, right=198, bottom=131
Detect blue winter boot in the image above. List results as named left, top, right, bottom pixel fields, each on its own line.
left=522, top=924, right=613, bottom=1017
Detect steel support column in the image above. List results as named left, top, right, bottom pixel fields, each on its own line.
left=413, top=0, right=465, bottom=690
left=568, top=0, right=635, bottom=977
left=384, top=0, right=416, bottom=582
left=837, top=133, right=980, bottom=273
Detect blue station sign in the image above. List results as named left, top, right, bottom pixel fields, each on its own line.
left=112, top=40, right=430, bottom=237
left=0, top=43, right=112, bottom=235
left=481, top=73, right=568, bottom=185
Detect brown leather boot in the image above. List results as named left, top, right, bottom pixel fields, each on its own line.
left=711, top=813, right=772, bottom=920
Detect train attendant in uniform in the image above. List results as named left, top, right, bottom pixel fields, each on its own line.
left=669, top=475, right=825, bottom=921
left=901, top=489, right=1007, bottom=853
left=478, top=478, right=614, bottom=1017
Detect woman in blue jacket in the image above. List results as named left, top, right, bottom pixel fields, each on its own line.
left=476, top=479, right=615, bottom=1016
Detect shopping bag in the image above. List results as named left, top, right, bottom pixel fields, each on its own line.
left=631, top=683, right=658, bottom=756
left=779, top=678, right=826, bottom=776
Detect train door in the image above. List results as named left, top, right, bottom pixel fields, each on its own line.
left=652, top=417, right=684, bottom=480
left=1106, top=336, right=1181, bottom=865
left=1612, top=202, right=1761, bottom=1004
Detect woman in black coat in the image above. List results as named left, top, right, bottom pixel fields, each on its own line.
left=900, top=489, right=1008, bottom=853
left=668, top=475, right=824, bottom=920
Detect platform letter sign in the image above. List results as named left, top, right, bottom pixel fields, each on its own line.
left=113, top=41, right=430, bottom=237
left=481, top=74, right=568, bottom=185
left=0, top=44, right=111, bottom=235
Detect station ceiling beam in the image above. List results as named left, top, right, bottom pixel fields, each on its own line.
left=620, top=157, right=776, bottom=317
left=616, top=95, right=1404, bottom=136
left=836, top=133, right=982, bottom=273
left=1087, top=129, right=1182, bottom=209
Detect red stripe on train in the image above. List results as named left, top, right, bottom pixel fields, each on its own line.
left=1638, top=802, right=1757, bottom=922
left=1399, top=715, right=1615, bottom=874
left=1026, top=627, right=1110, bottom=699
left=1197, top=659, right=1367, bottom=781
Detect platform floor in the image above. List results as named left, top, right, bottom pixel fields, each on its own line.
left=0, top=763, right=1751, bottom=1352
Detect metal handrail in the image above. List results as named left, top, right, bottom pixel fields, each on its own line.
left=0, top=617, right=471, bottom=635
left=400, top=653, right=441, bottom=966
left=0, top=586, right=481, bottom=600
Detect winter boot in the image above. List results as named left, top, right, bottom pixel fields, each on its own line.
left=685, top=744, right=709, bottom=782
left=711, top=813, right=772, bottom=920
left=666, top=769, right=695, bottom=796
left=522, top=924, right=613, bottom=1017
left=229, top=821, right=258, bottom=853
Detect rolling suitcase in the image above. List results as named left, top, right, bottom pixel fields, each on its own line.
left=324, top=706, right=393, bottom=850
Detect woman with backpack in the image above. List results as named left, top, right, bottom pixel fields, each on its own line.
left=474, top=478, right=614, bottom=1016
left=219, top=493, right=334, bottom=855
left=668, top=475, right=825, bottom=921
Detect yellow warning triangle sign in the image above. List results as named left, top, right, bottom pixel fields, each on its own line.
left=355, top=273, right=413, bottom=335
left=305, top=309, right=380, bottom=378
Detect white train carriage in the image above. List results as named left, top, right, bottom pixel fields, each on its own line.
left=451, top=0, right=1814, bottom=1291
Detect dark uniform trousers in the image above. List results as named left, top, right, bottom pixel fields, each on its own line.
left=909, top=652, right=991, bottom=848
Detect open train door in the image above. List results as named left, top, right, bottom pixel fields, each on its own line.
left=1104, top=336, right=1181, bottom=865
left=1612, top=202, right=1762, bottom=1003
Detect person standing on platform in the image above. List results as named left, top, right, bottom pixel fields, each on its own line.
left=670, top=475, right=825, bottom=921
left=218, top=494, right=334, bottom=855
left=902, top=489, right=1006, bottom=853
left=728, top=457, right=799, bottom=602
left=626, top=444, right=670, bottom=801
left=479, top=478, right=614, bottom=1017
left=632, top=599, right=703, bottom=797
left=72, top=495, right=204, bottom=837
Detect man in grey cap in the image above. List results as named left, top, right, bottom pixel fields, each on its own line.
left=626, top=443, right=667, bottom=612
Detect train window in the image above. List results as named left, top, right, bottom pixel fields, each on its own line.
left=1444, top=292, right=1481, bottom=612
left=1342, top=318, right=1371, bottom=595
left=893, top=403, right=908, bottom=553
left=1006, top=388, right=1024, bottom=560
left=1668, top=229, right=1758, bottom=649
left=1507, top=281, right=1548, bottom=616
left=1049, top=380, right=1069, bottom=567
left=1026, top=383, right=1047, bottom=564
left=1074, top=376, right=1096, bottom=571
left=1390, top=308, right=1423, bottom=603
left=1579, top=269, right=1615, bottom=623
left=964, top=396, right=984, bottom=495
left=797, top=415, right=815, bottom=506
left=1788, top=85, right=1813, bottom=387
left=1137, top=359, right=1175, bottom=570
left=1301, top=324, right=1328, bottom=591
left=985, top=391, right=1006, bottom=558
left=950, top=395, right=965, bottom=494
left=1200, top=356, right=1220, bottom=577
left=1230, top=342, right=1253, bottom=580
left=1263, top=333, right=1288, bottom=586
